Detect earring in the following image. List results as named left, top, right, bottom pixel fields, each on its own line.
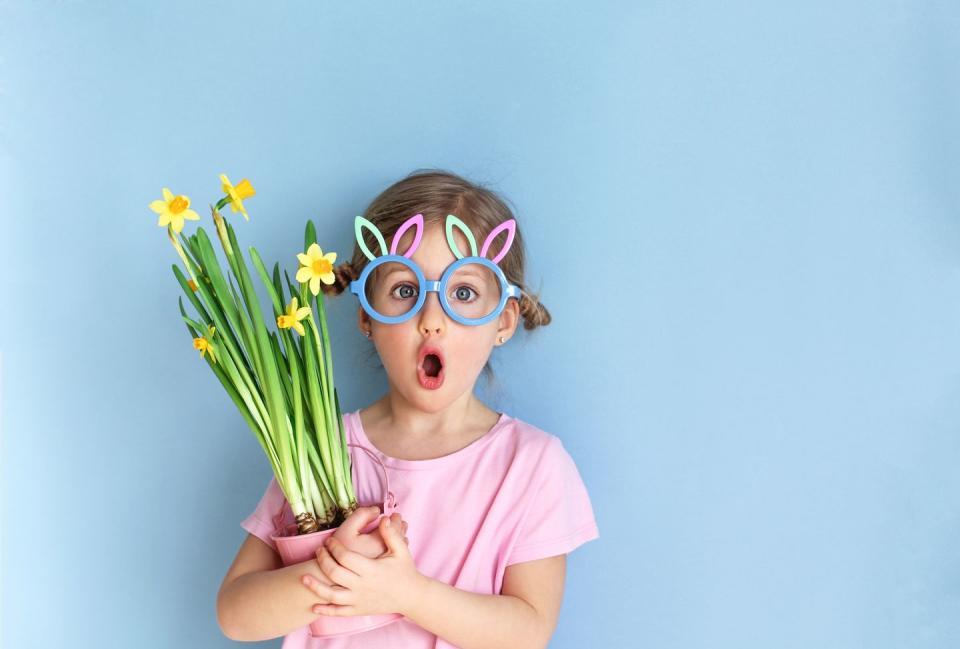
left=498, top=336, right=506, bottom=344
left=365, top=330, right=372, bottom=338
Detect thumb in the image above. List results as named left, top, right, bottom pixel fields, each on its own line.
left=342, top=505, right=381, bottom=536
left=380, top=515, right=409, bottom=556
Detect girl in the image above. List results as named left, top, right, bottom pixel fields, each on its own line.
left=216, top=170, right=599, bottom=648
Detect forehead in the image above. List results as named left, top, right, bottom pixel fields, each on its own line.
left=391, top=222, right=470, bottom=276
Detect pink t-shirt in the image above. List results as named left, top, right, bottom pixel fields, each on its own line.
left=240, top=408, right=600, bottom=648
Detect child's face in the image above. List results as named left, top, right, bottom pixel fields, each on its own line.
left=357, top=222, right=519, bottom=411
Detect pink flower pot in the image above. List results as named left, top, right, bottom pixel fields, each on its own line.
left=268, top=443, right=404, bottom=639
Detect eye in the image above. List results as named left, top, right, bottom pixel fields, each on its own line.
left=451, top=285, right=479, bottom=302
left=390, top=283, right=418, bottom=300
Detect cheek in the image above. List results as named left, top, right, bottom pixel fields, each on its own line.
left=450, top=334, right=496, bottom=372
left=373, top=329, right=416, bottom=366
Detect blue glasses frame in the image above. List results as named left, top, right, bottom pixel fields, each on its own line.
left=350, top=254, right=522, bottom=326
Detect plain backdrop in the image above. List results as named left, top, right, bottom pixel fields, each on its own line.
left=2, top=1, right=960, bottom=648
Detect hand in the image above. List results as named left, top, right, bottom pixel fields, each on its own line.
left=332, top=506, right=409, bottom=560
left=302, top=513, right=425, bottom=617
left=302, top=507, right=408, bottom=592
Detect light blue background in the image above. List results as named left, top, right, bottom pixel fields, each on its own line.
left=2, top=1, right=959, bottom=647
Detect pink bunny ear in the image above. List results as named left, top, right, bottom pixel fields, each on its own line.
left=479, top=219, right=516, bottom=265
left=389, top=213, right=424, bottom=258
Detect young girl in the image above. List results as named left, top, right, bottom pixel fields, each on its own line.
left=216, top=169, right=600, bottom=648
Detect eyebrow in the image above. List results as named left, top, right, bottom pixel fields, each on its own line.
left=381, top=268, right=415, bottom=280
left=382, top=266, right=490, bottom=281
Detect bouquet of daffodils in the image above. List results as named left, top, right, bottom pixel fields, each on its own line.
left=149, top=174, right=358, bottom=534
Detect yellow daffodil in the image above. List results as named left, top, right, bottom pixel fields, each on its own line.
left=193, top=325, right=217, bottom=363
left=277, top=297, right=312, bottom=336
left=219, top=174, right=256, bottom=220
left=295, top=243, right=337, bottom=296
left=149, top=188, right=200, bottom=234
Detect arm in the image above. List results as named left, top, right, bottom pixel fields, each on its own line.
left=305, top=517, right=568, bottom=649
left=217, top=507, right=398, bottom=641
left=216, top=534, right=331, bottom=641
left=403, top=554, right=566, bottom=649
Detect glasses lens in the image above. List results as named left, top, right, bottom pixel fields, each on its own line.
left=365, top=261, right=503, bottom=322
left=367, top=261, right=420, bottom=319
left=447, top=262, right=502, bottom=322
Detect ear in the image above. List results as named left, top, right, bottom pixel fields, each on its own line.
left=389, top=213, right=424, bottom=258
left=497, top=291, right=520, bottom=337
left=479, top=219, right=516, bottom=265
left=357, top=305, right=373, bottom=332
left=445, top=214, right=478, bottom=260
left=355, top=215, right=389, bottom=261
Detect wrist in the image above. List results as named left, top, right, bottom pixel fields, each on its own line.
left=401, top=571, right=434, bottom=619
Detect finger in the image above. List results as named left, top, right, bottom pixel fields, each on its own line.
left=312, top=548, right=335, bottom=585
left=325, top=537, right=375, bottom=577
left=340, top=506, right=382, bottom=537
left=380, top=516, right=410, bottom=557
left=300, top=574, right=351, bottom=605
left=316, top=545, right=360, bottom=588
left=389, top=513, right=408, bottom=534
left=313, top=603, right=357, bottom=617
left=314, top=546, right=335, bottom=581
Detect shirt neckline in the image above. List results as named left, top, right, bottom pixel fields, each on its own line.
left=348, top=408, right=512, bottom=471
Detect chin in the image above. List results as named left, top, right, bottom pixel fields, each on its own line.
left=409, top=381, right=463, bottom=410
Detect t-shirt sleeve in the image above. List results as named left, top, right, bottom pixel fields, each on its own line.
left=240, top=476, right=289, bottom=554
left=506, top=436, right=600, bottom=566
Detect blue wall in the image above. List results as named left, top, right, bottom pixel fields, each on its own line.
left=2, top=1, right=959, bottom=647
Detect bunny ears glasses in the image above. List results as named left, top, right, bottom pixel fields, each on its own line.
left=349, top=213, right=523, bottom=326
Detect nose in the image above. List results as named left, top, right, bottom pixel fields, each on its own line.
left=418, top=289, right=446, bottom=336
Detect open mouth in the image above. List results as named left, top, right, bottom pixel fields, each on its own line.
left=422, top=353, right=442, bottom=378
left=417, top=346, right=446, bottom=389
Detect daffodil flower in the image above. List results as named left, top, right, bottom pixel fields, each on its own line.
left=277, top=296, right=312, bottom=336
left=165, top=205, right=358, bottom=534
left=295, top=243, right=337, bottom=296
left=149, top=188, right=200, bottom=234
left=192, top=325, right=218, bottom=363
left=217, top=173, right=256, bottom=220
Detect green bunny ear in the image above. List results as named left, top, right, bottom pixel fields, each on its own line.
left=445, top=214, right=478, bottom=260
left=354, top=215, right=388, bottom=261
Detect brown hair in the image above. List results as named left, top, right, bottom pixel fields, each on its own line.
left=321, top=168, right=552, bottom=384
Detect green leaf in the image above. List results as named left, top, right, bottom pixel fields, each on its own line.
left=222, top=218, right=301, bottom=514
left=172, top=264, right=212, bottom=326
left=272, top=262, right=286, bottom=312
left=178, top=296, right=200, bottom=338
left=177, top=231, right=205, bottom=274
left=250, top=245, right=283, bottom=317
left=304, top=219, right=317, bottom=251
